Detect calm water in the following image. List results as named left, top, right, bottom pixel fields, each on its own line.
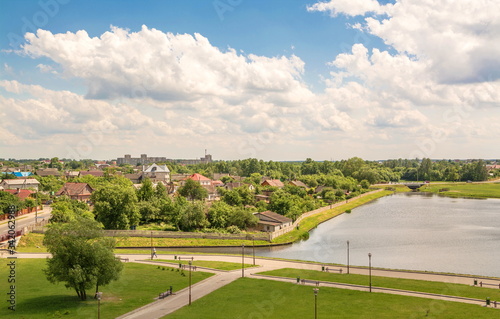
left=256, top=193, right=500, bottom=277
left=172, top=193, right=500, bottom=277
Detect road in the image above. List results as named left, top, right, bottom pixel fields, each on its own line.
left=0, top=205, right=52, bottom=240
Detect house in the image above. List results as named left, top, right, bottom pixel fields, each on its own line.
left=2, top=189, right=34, bottom=201
left=36, top=168, right=61, bottom=177
left=13, top=172, right=33, bottom=178
left=182, top=173, right=212, bottom=186
left=55, top=183, right=94, bottom=201
left=254, top=211, right=293, bottom=232
left=261, top=179, right=284, bottom=188
left=181, top=173, right=218, bottom=200
left=142, top=163, right=170, bottom=182
left=224, top=182, right=255, bottom=191
left=0, top=178, right=40, bottom=191
left=65, top=171, right=80, bottom=179
left=125, top=173, right=143, bottom=184
left=289, top=180, right=308, bottom=188
left=79, top=170, right=105, bottom=178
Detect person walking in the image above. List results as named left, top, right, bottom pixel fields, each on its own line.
left=152, top=247, right=158, bottom=259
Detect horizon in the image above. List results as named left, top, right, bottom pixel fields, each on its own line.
left=1, top=1, right=500, bottom=161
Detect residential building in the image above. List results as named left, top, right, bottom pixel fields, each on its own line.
left=261, top=179, right=284, bottom=188
left=142, top=163, right=170, bottom=182
left=254, top=211, right=293, bottom=232
left=0, top=178, right=40, bottom=191
left=55, top=183, right=94, bottom=201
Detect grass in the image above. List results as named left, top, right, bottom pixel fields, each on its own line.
left=0, top=258, right=213, bottom=319
left=259, top=268, right=500, bottom=301
left=272, top=190, right=393, bottom=244
left=16, top=232, right=270, bottom=253
left=419, top=182, right=500, bottom=198
left=155, top=259, right=257, bottom=271
left=163, top=277, right=497, bottom=319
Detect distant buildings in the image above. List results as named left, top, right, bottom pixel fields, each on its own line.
left=116, top=153, right=213, bottom=166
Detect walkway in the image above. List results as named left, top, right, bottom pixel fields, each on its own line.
left=14, top=253, right=500, bottom=318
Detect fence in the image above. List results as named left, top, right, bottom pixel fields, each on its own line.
left=267, top=189, right=383, bottom=240
left=103, top=229, right=270, bottom=241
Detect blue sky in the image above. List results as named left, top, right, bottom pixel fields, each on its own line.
left=1, top=0, right=499, bottom=161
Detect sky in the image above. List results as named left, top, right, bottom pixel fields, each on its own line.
left=1, top=0, right=499, bottom=161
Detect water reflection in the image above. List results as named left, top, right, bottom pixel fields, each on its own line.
left=158, top=193, right=500, bottom=277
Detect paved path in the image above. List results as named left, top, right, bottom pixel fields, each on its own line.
left=13, top=253, right=500, bottom=318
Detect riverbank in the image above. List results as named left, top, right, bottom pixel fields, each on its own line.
left=419, top=181, right=500, bottom=198
left=271, top=189, right=392, bottom=244
left=17, top=189, right=392, bottom=252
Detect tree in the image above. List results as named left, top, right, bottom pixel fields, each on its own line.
left=136, top=178, right=154, bottom=201
left=179, top=201, right=209, bottom=231
left=91, top=184, right=140, bottom=229
left=49, top=198, right=93, bottom=223
left=43, top=218, right=123, bottom=300
left=178, top=179, right=208, bottom=201
left=207, top=201, right=232, bottom=229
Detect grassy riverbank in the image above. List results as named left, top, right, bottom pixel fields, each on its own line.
left=419, top=182, right=500, bottom=198
left=156, top=259, right=256, bottom=271
left=0, top=258, right=213, bottom=319
left=164, top=277, right=497, bottom=319
left=259, top=268, right=500, bottom=301
left=272, top=190, right=393, bottom=244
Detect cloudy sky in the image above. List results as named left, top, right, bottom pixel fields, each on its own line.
left=1, top=0, right=499, bottom=161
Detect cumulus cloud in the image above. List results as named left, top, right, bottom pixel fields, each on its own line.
left=22, top=26, right=309, bottom=102
left=307, top=0, right=392, bottom=17
left=311, top=0, right=500, bottom=84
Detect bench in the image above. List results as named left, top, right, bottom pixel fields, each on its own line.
left=476, top=280, right=500, bottom=289
left=301, top=279, right=320, bottom=287
left=159, top=286, right=173, bottom=299
left=322, top=266, right=343, bottom=274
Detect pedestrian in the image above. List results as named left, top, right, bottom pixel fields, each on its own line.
left=152, top=247, right=157, bottom=259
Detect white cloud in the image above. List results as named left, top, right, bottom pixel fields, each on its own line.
left=307, top=0, right=392, bottom=17
left=22, top=26, right=309, bottom=102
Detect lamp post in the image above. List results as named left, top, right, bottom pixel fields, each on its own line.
left=346, top=240, right=350, bottom=274
left=313, top=288, right=319, bottom=319
left=188, top=260, right=192, bottom=305
left=252, top=236, right=255, bottom=266
left=241, top=244, right=245, bottom=278
left=368, top=253, right=372, bottom=292
left=150, top=231, right=153, bottom=260
left=96, top=292, right=102, bottom=319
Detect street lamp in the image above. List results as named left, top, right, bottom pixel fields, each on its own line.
left=150, top=231, right=153, bottom=260
left=241, top=244, right=245, bottom=278
left=252, top=236, right=255, bottom=266
left=346, top=240, right=350, bottom=274
left=96, top=292, right=102, bottom=319
left=368, top=253, right=372, bottom=292
left=188, top=260, right=192, bottom=305
left=313, top=288, right=319, bottom=319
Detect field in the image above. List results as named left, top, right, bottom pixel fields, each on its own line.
left=420, top=182, right=500, bottom=198
left=163, top=277, right=497, bottom=319
left=0, top=258, right=213, bottom=319
left=156, top=259, right=257, bottom=271
left=259, top=268, right=500, bottom=301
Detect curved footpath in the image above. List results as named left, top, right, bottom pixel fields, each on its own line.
left=16, top=253, right=500, bottom=319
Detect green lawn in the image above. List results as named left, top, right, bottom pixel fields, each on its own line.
left=16, top=232, right=270, bottom=253
left=163, top=277, right=497, bottom=319
left=259, top=268, right=500, bottom=301
left=420, top=182, right=500, bottom=198
left=0, top=258, right=213, bottom=319
left=272, top=190, right=393, bottom=244
left=155, top=259, right=257, bottom=271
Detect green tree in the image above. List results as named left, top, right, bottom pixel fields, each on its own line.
left=91, top=184, right=140, bottom=229
left=49, top=198, right=94, bottom=223
left=137, top=178, right=154, bottom=201
left=43, top=218, right=123, bottom=300
left=207, top=201, right=233, bottom=229
left=178, top=179, right=208, bottom=201
left=0, top=191, right=22, bottom=215
left=179, top=201, right=209, bottom=231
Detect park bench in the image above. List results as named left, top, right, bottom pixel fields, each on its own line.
left=322, top=265, right=343, bottom=273
left=475, top=280, right=500, bottom=289
left=158, top=286, right=173, bottom=299
left=300, top=279, right=320, bottom=287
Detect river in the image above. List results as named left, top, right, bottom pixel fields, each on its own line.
left=172, top=193, right=500, bottom=277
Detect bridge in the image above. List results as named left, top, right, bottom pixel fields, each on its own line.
left=403, top=183, right=426, bottom=190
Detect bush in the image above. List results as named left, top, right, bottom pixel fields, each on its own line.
left=226, top=225, right=242, bottom=234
